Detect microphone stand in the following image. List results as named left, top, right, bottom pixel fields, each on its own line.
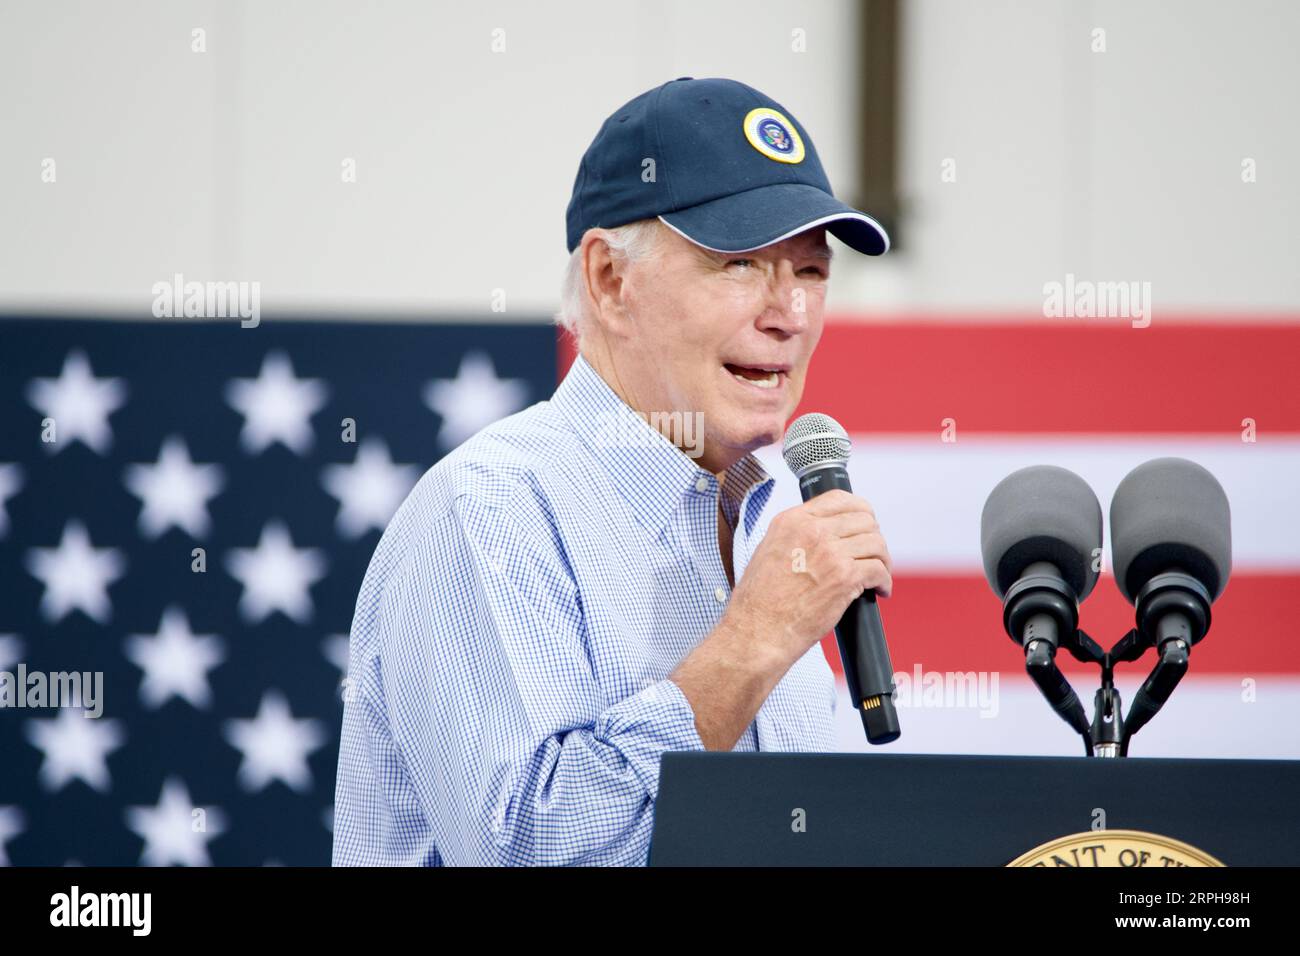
left=1090, top=656, right=1124, bottom=758
left=1008, top=569, right=1210, bottom=757
left=1002, top=564, right=1114, bottom=756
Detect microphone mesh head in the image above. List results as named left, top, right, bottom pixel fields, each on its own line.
left=782, top=413, right=851, bottom=476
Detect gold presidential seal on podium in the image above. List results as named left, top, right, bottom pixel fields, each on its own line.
left=1007, top=829, right=1225, bottom=867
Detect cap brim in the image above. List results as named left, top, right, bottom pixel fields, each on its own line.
left=659, top=182, right=890, bottom=256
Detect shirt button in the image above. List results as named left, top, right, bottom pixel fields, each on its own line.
left=695, top=476, right=709, bottom=493
left=714, top=586, right=727, bottom=603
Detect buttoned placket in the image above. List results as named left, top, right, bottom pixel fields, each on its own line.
left=684, top=470, right=730, bottom=605
left=734, top=483, right=772, bottom=753
left=684, top=468, right=782, bottom=752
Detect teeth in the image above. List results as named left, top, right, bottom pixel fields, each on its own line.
left=731, top=369, right=780, bottom=389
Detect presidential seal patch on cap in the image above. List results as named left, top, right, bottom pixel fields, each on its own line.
left=742, top=107, right=805, bottom=164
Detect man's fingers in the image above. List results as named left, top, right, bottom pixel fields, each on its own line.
left=854, top=557, right=893, bottom=597
left=824, top=511, right=879, bottom=540
left=801, top=488, right=876, bottom=519
left=840, top=532, right=892, bottom=573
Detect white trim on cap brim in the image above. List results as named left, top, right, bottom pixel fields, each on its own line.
left=658, top=210, right=891, bottom=255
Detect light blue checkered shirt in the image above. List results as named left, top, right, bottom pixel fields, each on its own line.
left=332, top=354, right=837, bottom=866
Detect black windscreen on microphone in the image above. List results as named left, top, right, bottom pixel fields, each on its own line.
left=1109, top=457, right=1232, bottom=604
left=980, top=465, right=1103, bottom=601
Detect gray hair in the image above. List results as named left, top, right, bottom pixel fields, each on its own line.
left=555, top=218, right=663, bottom=342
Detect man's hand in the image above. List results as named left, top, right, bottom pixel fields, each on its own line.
left=669, top=489, right=892, bottom=750
left=729, top=488, right=892, bottom=668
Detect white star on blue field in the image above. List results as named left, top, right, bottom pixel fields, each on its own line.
left=0, top=321, right=552, bottom=864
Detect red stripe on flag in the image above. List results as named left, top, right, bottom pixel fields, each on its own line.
left=818, top=572, right=1300, bottom=680
left=797, top=320, right=1300, bottom=433
left=560, top=319, right=1300, bottom=432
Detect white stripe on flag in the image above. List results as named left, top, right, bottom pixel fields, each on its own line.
left=757, top=435, right=1300, bottom=570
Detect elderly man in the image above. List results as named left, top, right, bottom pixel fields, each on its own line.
left=333, top=77, right=893, bottom=866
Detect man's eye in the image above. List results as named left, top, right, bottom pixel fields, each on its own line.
left=726, top=258, right=754, bottom=269
left=800, top=266, right=828, bottom=278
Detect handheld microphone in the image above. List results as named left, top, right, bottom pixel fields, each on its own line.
left=980, top=465, right=1105, bottom=740
left=782, top=413, right=900, bottom=745
left=1108, top=457, right=1232, bottom=739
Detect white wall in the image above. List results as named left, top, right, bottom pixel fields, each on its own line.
left=1, top=0, right=1296, bottom=318
left=871, top=0, right=1300, bottom=317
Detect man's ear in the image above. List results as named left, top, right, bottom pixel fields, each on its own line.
left=582, top=230, right=635, bottom=339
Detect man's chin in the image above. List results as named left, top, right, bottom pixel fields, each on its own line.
left=697, top=408, right=791, bottom=468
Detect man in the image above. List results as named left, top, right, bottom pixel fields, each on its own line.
left=333, top=77, right=893, bottom=866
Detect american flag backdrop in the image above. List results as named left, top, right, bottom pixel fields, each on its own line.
left=0, top=318, right=555, bottom=866
left=761, top=319, right=1300, bottom=760
left=2, top=314, right=1297, bottom=866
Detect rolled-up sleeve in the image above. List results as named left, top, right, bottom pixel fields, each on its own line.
left=373, top=491, right=704, bottom=866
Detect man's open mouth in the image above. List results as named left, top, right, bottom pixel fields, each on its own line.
left=723, top=363, right=786, bottom=390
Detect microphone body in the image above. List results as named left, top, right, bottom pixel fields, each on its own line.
left=1109, top=457, right=1232, bottom=741
left=795, top=462, right=901, bottom=744
left=980, top=465, right=1104, bottom=745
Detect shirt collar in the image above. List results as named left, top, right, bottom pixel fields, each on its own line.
left=721, top=452, right=775, bottom=536
left=552, top=354, right=775, bottom=537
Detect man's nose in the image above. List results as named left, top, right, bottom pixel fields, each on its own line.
left=756, top=263, right=811, bottom=336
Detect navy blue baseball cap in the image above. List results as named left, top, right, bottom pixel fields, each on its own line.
left=565, top=76, right=889, bottom=256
